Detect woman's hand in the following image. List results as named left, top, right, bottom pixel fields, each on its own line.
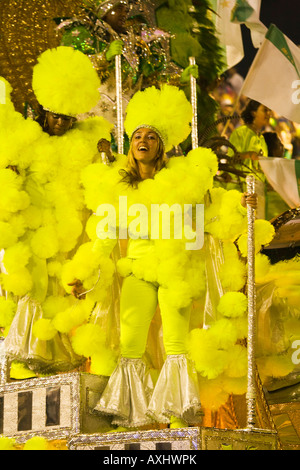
left=241, top=192, right=258, bottom=209
left=238, top=152, right=260, bottom=161
left=68, top=279, right=86, bottom=299
left=97, top=138, right=115, bottom=162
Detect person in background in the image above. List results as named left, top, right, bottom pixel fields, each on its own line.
left=1, top=47, right=113, bottom=379
left=262, top=131, right=284, bottom=158
left=229, top=99, right=272, bottom=219
left=58, top=0, right=198, bottom=148
left=262, top=131, right=290, bottom=219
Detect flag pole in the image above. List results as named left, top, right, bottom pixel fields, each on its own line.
left=189, top=57, right=198, bottom=149
left=246, top=174, right=257, bottom=430
left=115, top=54, right=124, bottom=155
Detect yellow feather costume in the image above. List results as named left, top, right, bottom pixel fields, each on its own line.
left=0, top=47, right=114, bottom=375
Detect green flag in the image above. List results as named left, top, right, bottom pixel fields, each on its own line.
left=231, top=0, right=254, bottom=22
left=241, top=24, right=300, bottom=124
left=231, top=0, right=267, bottom=48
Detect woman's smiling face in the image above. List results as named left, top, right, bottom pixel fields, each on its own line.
left=252, top=104, right=271, bottom=130
left=131, top=128, right=160, bottom=165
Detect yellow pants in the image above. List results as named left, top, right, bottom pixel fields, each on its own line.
left=120, top=275, right=191, bottom=358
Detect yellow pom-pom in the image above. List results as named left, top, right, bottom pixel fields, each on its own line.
left=209, top=318, right=240, bottom=349
left=23, top=436, right=48, bottom=451
left=2, top=242, right=31, bottom=273
left=0, top=297, right=17, bottom=327
left=71, top=323, right=106, bottom=357
left=22, top=205, right=42, bottom=230
left=30, top=225, right=59, bottom=259
left=47, top=261, right=63, bottom=278
left=221, top=375, right=247, bottom=395
left=188, top=328, right=229, bottom=379
left=61, top=242, right=102, bottom=288
left=90, top=350, right=118, bottom=377
left=162, top=280, right=192, bottom=309
left=231, top=316, right=248, bottom=340
left=0, top=267, right=32, bottom=296
left=257, top=354, right=295, bottom=379
left=86, top=214, right=101, bottom=241
left=219, top=243, right=247, bottom=291
left=124, top=85, right=193, bottom=151
left=205, top=188, right=248, bottom=241
left=32, top=318, right=57, bottom=340
left=42, top=295, right=73, bottom=319
left=132, top=255, right=159, bottom=284
left=217, top=292, right=248, bottom=318
left=238, top=219, right=275, bottom=256
left=56, top=216, right=83, bottom=252
left=9, top=214, right=27, bottom=238
left=0, top=436, right=16, bottom=450
left=198, top=376, right=229, bottom=411
left=186, top=147, right=219, bottom=176
left=255, top=253, right=271, bottom=281
left=32, top=47, right=100, bottom=116
left=0, top=169, right=30, bottom=213
left=52, top=299, right=93, bottom=333
left=117, top=258, right=133, bottom=277
left=0, top=221, right=18, bottom=249
left=225, top=344, right=248, bottom=378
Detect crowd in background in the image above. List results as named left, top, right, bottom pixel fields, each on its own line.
left=212, top=67, right=300, bottom=160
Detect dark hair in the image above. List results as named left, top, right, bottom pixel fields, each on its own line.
left=241, top=100, right=261, bottom=125
left=263, top=131, right=284, bottom=157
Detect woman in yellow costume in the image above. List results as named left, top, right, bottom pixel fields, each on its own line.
left=0, top=47, right=114, bottom=378
left=60, top=84, right=265, bottom=430
left=229, top=99, right=272, bottom=219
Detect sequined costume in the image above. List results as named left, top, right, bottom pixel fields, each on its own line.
left=57, top=1, right=183, bottom=130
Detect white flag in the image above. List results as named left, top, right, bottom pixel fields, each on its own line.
left=231, top=0, right=268, bottom=48
left=259, top=157, right=300, bottom=209
left=241, top=24, right=300, bottom=124
left=210, top=0, right=244, bottom=71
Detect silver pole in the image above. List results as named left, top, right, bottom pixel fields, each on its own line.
left=246, top=174, right=257, bottom=429
left=115, top=55, right=124, bottom=155
left=189, top=57, right=198, bottom=149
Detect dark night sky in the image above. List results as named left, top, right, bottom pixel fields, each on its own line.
left=236, top=0, right=300, bottom=77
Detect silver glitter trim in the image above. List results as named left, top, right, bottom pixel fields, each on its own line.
left=0, top=373, right=82, bottom=443
left=246, top=175, right=257, bottom=430
left=115, top=54, right=124, bottom=154
left=68, top=427, right=201, bottom=450
left=189, top=57, right=198, bottom=150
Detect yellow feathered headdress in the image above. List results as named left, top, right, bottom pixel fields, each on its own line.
left=124, top=85, right=193, bottom=152
left=32, top=46, right=101, bottom=116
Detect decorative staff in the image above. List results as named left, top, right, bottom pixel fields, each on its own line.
left=189, top=57, right=198, bottom=150
left=115, top=54, right=124, bottom=155
left=246, top=174, right=257, bottom=430
left=0, top=336, right=7, bottom=385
